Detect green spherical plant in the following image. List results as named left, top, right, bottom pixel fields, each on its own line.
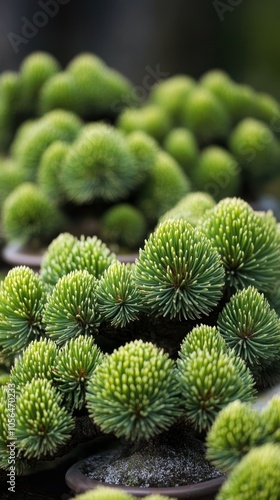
left=159, top=191, right=216, bottom=226
left=199, top=197, right=280, bottom=292
left=193, top=146, right=240, bottom=200
left=117, top=104, right=171, bottom=143
left=16, top=378, right=74, bottom=459
left=40, top=233, right=116, bottom=288
left=182, top=86, right=230, bottom=144
left=149, top=74, right=195, bottom=124
left=75, top=488, right=175, bottom=500
left=260, top=395, right=280, bottom=444
left=216, top=444, right=280, bottom=500
left=96, top=262, right=145, bottom=328
left=179, top=325, right=227, bottom=359
left=0, top=157, right=26, bottom=208
left=217, top=286, right=280, bottom=378
left=229, top=117, right=280, bottom=180
left=10, top=338, right=58, bottom=387
left=101, top=203, right=147, bottom=249
left=37, top=140, right=68, bottom=203
left=163, top=127, right=199, bottom=176
left=2, top=182, right=63, bottom=244
left=60, top=123, right=139, bottom=203
left=134, top=219, right=225, bottom=320
left=87, top=340, right=181, bottom=441
left=43, top=270, right=101, bottom=346
left=136, top=151, right=191, bottom=223
left=126, top=130, right=159, bottom=181
left=38, top=71, right=81, bottom=115
left=53, top=336, right=103, bottom=410
left=0, top=266, right=46, bottom=356
left=177, top=325, right=256, bottom=432
left=206, top=400, right=263, bottom=473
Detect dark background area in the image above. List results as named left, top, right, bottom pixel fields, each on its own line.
left=0, top=0, right=280, bottom=98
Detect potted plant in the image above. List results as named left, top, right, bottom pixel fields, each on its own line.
left=0, top=196, right=280, bottom=498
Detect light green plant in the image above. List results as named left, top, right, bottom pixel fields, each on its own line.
left=37, top=140, right=68, bottom=203
left=38, top=71, right=81, bottom=115
left=159, top=191, right=216, bottom=226
left=163, top=127, right=199, bottom=176
left=149, top=74, right=195, bottom=124
left=117, top=104, right=171, bottom=143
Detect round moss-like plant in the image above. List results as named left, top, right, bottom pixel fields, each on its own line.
left=260, top=395, right=280, bottom=443
left=53, top=336, right=103, bottom=410
left=217, top=286, right=280, bottom=376
left=96, top=262, right=145, bottom=328
left=87, top=339, right=181, bottom=441
left=163, top=127, right=199, bottom=176
left=136, top=151, right=191, bottom=223
left=101, top=204, right=147, bottom=249
left=149, top=74, right=195, bottom=124
left=60, top=123, right=139, bottom=203
left=179, top=325, right=227, bottom=359
left=0, top=266, right=46, bottom=356
left=182, top=86, right=230, bottom=144
left=193, top=146, right=240, bottom=200
left=40, top=233, right=116, bottom=288
left=38, top=71, right=81, bottom=115
left=2, top=182, right=63, bottom=244
left=0, top=157, right=26, bottom=208
left=206, top=400, right=263, bottom=473
left=177, top=325, right=256, bottom=432
left=199, top=197, right=280, bottom=292
left=229, top=117, right=280, bottom=180
left=159, top=191, right=216, bottom=226
left=37, top=140, right=68, bottom=203
left=134, top=219, right=225, bottom=320
left=16, top=378, right=74, bottom=459
left=127, top=130, right=159, bottom=181
left=117, top=104, right=171, bottom=143
left=0, top=71, right=21, bottom=117
left=10, top=338, right=58, bottom=387
left=75, top=488, right=175, bottom=500
left=43, top=270, right=101, bottom=346
left=19, top=51, right=61, bottom=113
left=216, top=443, right=280, bottom=500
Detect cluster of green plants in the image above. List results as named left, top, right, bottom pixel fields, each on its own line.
left=0, top=196, right=280, bottom=498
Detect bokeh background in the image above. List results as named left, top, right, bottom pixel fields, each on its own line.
left=0, top=0, right=280, bottom=98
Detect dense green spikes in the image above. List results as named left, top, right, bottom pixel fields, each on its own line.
left=182, top=86, right=230, bottom=143
left=96, top=263, right=145, bottom=328
left=159, top=191, right=216, bottom=227
left=217, top=286, right=280, bottom=373
left=127, top=130, right=159, bottom=182
left=101, top=204, right=147, bottom=249
left=178, top=325, right=227, bottom=360
left=134, top=219, right=225, bottom=320
left=199, top=197, right=280, bottom=292
left=206, top=400, right=263, bottom=473
left=43, top=270, right=101, bottom=346
left=136, top=151, right=191, bottom=223
left=0, top=266, right=47, bottom=356
left=37, top=140, right=68, bottom=203
left=163, top=127, right=199, bottom=176
left=38, top=72, right=81, bottom=114
left=149, top=74, right=196, bottom=123
left=40, top=233, right=116, bottom=288
left=177, top=346, right=256, bottom=432
left=60, top=123, right=139, bottom=203
left=53, top=336, right=103, bottom=410
left=216, top=444, right=280, bottom=500
left=193, top=146, right=240, bottom=200
left=87, top=340, right=181, bottom=441
left=229, top=118, right=280, bottom=180
left=117, top=105, right=172, bottom=143
left=16, top=378, right=74, bottom=459
left=2, top=182, right=63, bottom=244
left=10, top=338, right=58, bottom=387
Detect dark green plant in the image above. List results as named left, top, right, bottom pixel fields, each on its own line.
left=53, top=336, right=103, bottom=410
left=134, top=219, right=225, bottom=320
left=16, top=378, right=74, bottom=459
left=87, top=339, right=181, bottom=441
left=60, top=123, right=139, bottom=203
left=2, top=182, right=63, bottom=244
left=43, top=270, right=101, bottom=346
left=38, top=72, right=81, bottom=115
left=0, top=266, right=46, bottom=356
left=40, top=233, right=116, bottom=288
left=117, top=104, right=171, bottom=143
left=199, top=197, right=280, bottom=292
left=217, top=286, right=280, bottom=379
left=177, top=325, right=256, bottom=432
left=101, top=204, right=147, bottom=249
left=96, top=262, right=145, bottom=328
left=163, top=127, right=199, bottom=176
left=37, top=140, right=69, bottom=203
left=0, top=157, right=26, bottom=208
left=216, top=444, right=280, bottom=500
